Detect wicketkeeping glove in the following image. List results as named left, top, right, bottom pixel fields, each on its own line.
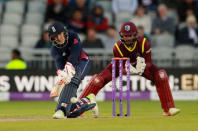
left=125, top=62, right=139, bottom=75
left=136, top=56, right=146, bottom=75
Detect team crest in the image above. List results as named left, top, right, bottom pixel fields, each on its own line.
left=125, top=25, right=130, bottom=31
left=159, top=72, right=165, bottom=78
left=52, top=26, right=56, bottom=32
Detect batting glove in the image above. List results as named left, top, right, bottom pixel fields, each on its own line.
left=57, top=62, right=75, bottom=85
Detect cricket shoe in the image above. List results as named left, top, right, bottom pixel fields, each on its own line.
left=67, top=103, right=96, bottom=118
left=87, top=94, right=99, bottom=118
left=163, top=108, right=180, bottom=116
left=53, top=110, right=66, bottom=119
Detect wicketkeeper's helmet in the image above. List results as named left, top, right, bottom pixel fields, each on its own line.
left=119, top=22, right=138, bottom=44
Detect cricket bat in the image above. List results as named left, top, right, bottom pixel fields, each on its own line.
left=50, top=83, right=65, bottom=98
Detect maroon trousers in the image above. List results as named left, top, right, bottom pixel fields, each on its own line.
left=80, top=63, right=175, bottom=112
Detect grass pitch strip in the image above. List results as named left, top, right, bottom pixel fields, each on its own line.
left=0, top=101, right=197, bottom=131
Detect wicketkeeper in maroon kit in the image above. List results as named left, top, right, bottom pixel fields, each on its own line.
left=79, top=22, right=180, bottom=116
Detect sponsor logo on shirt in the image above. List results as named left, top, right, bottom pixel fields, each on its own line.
left=74, top=38, right=78, bottom=44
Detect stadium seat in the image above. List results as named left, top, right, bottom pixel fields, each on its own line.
left=0, top=36, right=18, bottom=49
left=28, top=1, right=46, bottom=14
left=19, top=47, right=34, bottom=61
left=115, top=22, right=122, bottom=31
left=25, top=13, right=44, bottom=25
left=104, top=12, right=113, bottom=25
left=0, top=47, right=11, bottom=68
left=95, top=0, right=112, bottom=12
left=153, top=34, right=175, bottom=48
left=178, top=23, right=187, bottom=30
left=152, top=47, right=174, bottom=68
left=147, top=11, right=156, bottom=21
left=21, top=36, right=40, bottom=48
left=175, top=45, right=194, bottom=67
left=116, top=12, right=133, bottom=23
left=78, top=33, right=85, bottom=42
left=0, top=47, right=11, bottom=60
left=0, top=24, right=18, bottom=36
left=97, top=33, right=108, bottom=41
left=115, top=12, right=133, bottom=30
left=193, top=50, right=198, bottom=66
left=0, top=2, right=3, bottom=17
left=5, top=1, right=24, bottom=14
left=167, top=9, right=178, bottom=25
left=3, top=13, right=22, bottom=26
left=21, top=24, right=41, bottom=37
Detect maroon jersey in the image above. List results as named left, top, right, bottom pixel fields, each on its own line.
left=99, top=36, right=157, bottom=85
left=80, top=23, right=176, bottom=114
left=113, top=37, right=151, bottom=65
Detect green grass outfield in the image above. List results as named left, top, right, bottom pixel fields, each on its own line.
left=0, top=100, right=197, bottom=131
